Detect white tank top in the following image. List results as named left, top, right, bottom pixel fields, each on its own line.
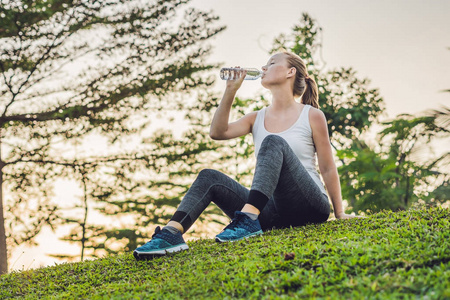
left=252, top=105, right=327, bottom=195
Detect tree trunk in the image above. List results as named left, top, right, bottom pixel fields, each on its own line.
left=404, top=175, right=410, bottom=208
left=80, top=175, right=88, bottom=261
left=0, top=134, right=8, bottom=274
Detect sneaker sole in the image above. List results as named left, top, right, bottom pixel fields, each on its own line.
left=215, top=230, right=263, bottom=243
left=133, top=244, right=189, bottom=260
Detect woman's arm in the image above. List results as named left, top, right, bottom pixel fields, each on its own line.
left=309, top=108, right=358, bottom=219
left=210, top=70, right=256, bottom=140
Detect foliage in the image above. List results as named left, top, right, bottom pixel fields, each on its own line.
left=338, top=112, right=449, bottom=213
left=1, top=207, right=449, bottom=299
left=0, top=0, right=224, bottom=271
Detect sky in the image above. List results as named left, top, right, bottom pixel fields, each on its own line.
left=191, top=0, right=450, bottom=119
left=9, top=0, right=450, bottom=271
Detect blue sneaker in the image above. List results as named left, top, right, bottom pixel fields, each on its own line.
left=133, top=226, right=188, bottom=260
left=215, top=211, right=263, bottom=243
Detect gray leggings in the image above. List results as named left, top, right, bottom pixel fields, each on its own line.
left=170, top=135, right=331, bottom=232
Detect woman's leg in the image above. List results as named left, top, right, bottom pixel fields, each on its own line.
left=214, top=135, right=330, bottom=242
left=134, top=169, right=249, bottom=259
left=250, top=135, right=331, bottom=229
left=168, top=168, right=249, bottom=233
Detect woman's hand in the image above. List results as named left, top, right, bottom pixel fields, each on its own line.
left=225, top=66, right=246, bottom=92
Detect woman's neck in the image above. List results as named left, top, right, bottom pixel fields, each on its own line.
left=269, top=87, right=297, bottom=111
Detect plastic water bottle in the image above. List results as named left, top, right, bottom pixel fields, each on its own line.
left=220, top=68, right=262, bottom=80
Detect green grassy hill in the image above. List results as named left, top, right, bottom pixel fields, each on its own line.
left=1, top=207, right=449, bottom=299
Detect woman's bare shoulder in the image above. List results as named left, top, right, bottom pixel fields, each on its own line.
left=244, top=110, right=258, bottom=120
left=244, top=110, right=259, bottom=127
left=308, top=106, right=326, bottom=123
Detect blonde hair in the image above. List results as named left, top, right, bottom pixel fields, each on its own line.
left=283, top=52, right=319, bottom=108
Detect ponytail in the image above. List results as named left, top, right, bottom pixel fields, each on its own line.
left=302, top=76, right=319, bottom=108
left=283, top=52, right=320, bottom=108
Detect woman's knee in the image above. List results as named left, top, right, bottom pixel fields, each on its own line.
left=260, top=135, right=288, bottom=154
left=197, top=168, right=224, bottom=182
left=261, top=135, right=286, bottom=147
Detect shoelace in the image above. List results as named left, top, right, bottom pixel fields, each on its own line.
left=148, top=226, right=162, bottom=241
left=223, top=214, right=246, bottom=231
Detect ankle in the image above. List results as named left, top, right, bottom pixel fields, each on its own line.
left=163, top=225, right=182, bottom=235
left=241, top=204, right=260, bottom=215
left=241, top=211, right=258, bottom=221
left=166, top=221, right=184, bottom=234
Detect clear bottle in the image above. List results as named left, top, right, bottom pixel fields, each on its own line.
left=220, top=67, right=262, bottom=80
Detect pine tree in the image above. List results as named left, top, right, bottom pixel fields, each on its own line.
left=0, top=0, right=224, bottom=274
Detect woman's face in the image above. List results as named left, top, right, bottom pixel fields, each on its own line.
left=261, top=53, right=291, bottom=88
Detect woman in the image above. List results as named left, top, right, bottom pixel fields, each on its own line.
left=133, top=52, right=357, bottom=260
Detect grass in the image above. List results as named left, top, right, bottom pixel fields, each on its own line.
left=1, top=207, right=449, bottom=299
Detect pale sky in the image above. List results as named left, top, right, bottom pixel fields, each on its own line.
left=9, top=0, right=450, bottom=271
left=191, top=0, right=450, bottom=118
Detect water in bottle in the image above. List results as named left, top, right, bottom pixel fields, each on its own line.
left=220, top=68, right=262, bottom=80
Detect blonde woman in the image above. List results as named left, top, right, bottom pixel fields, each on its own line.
left=134, top=52, right=357, bottom=260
